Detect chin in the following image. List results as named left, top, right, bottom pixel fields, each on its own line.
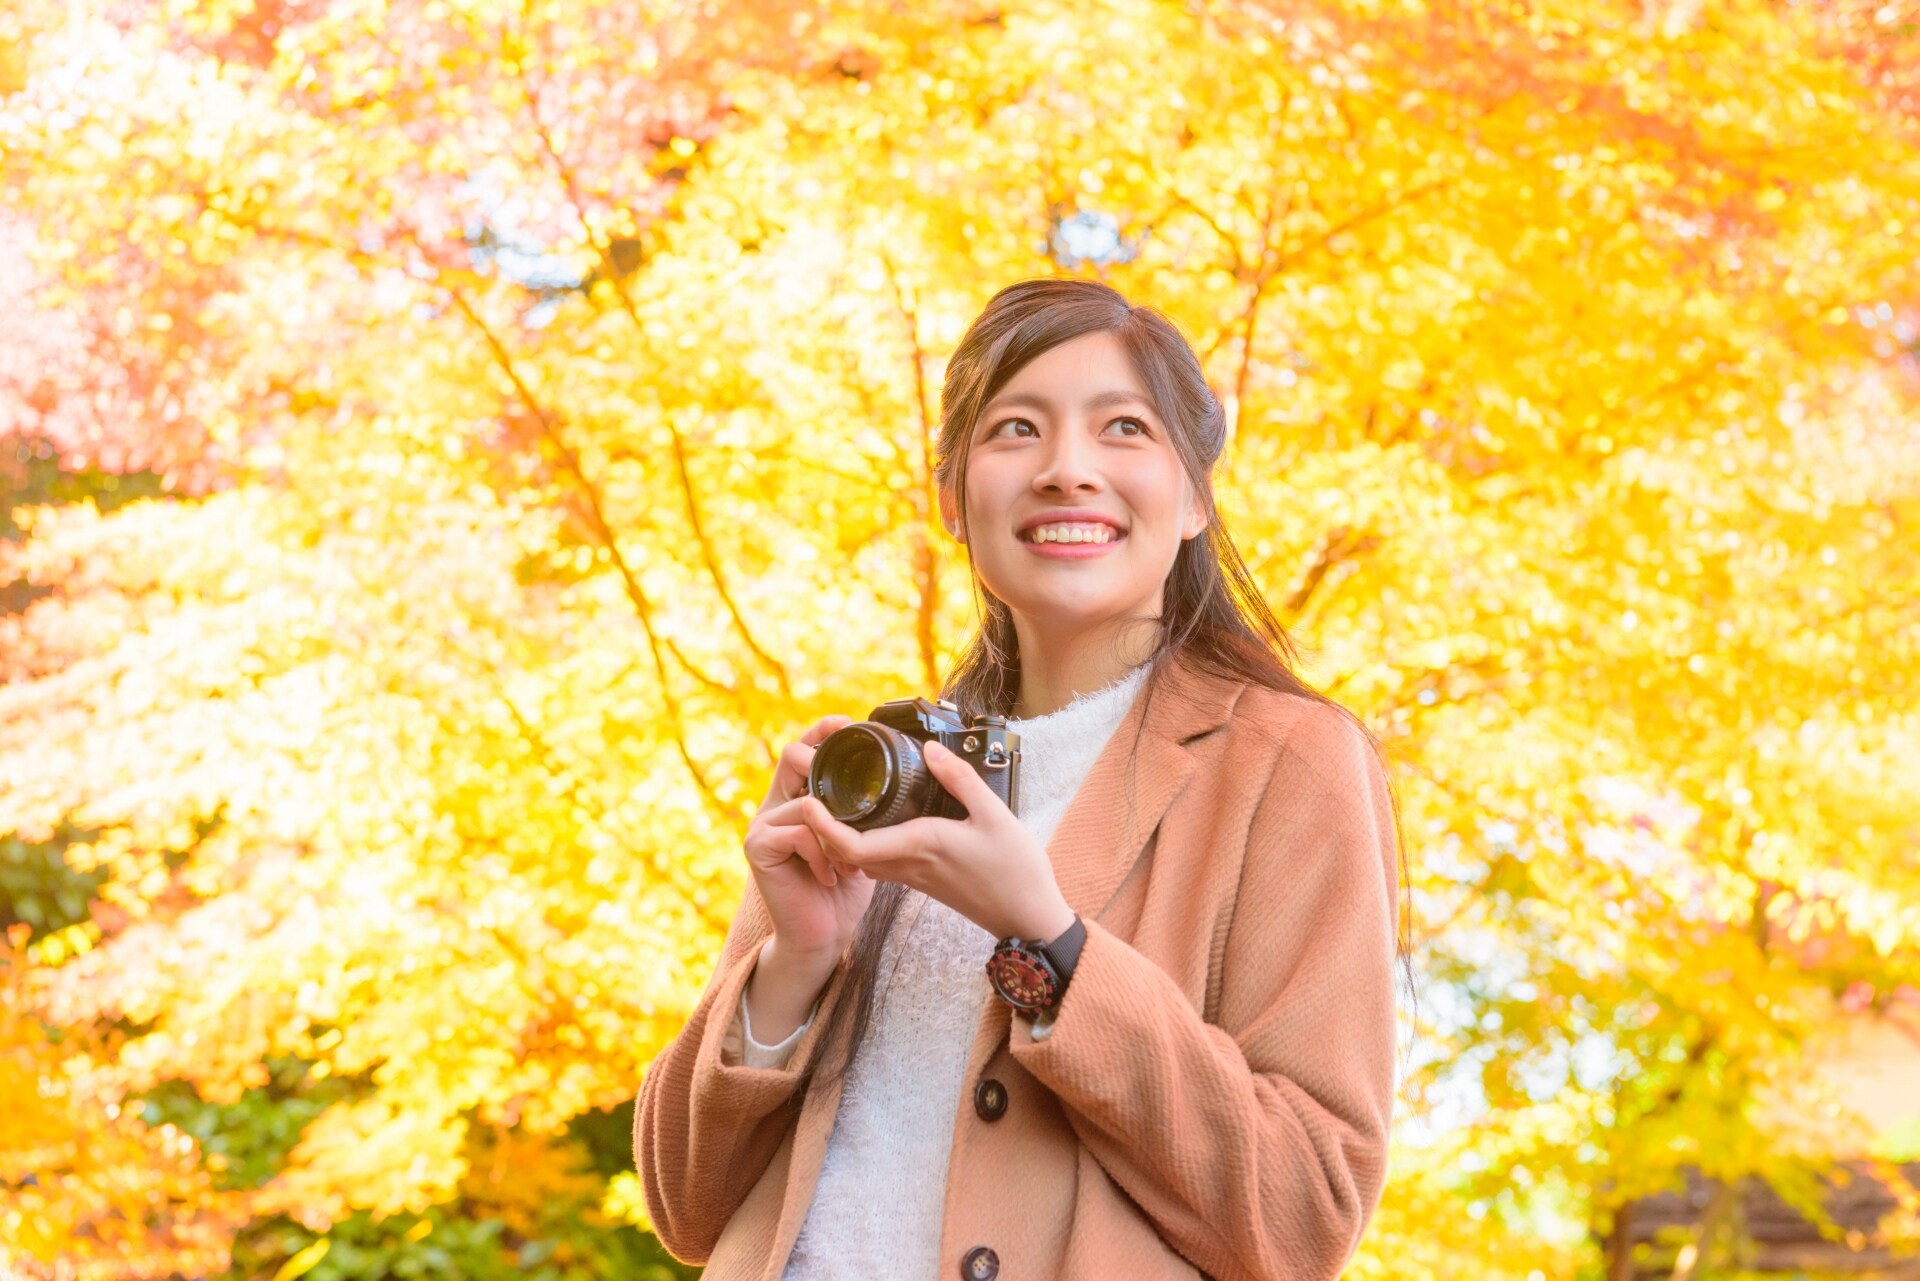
left=1003, top=590, right=1137, bottom=621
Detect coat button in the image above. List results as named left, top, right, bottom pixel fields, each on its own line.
left=973, top=1077, right=1008, bottom=1121
left=961, top=1245, right=999, bottom=1281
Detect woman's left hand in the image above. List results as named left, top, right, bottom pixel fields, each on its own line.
left=798, top=739, right=1079, bottom=943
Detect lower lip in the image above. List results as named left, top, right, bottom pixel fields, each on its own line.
left=1020, top=532, right=1126, bottom=558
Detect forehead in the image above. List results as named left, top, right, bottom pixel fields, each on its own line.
left=982, top=331, right=1151, bottom=414
left=981, top=387, right=1153, bottom=416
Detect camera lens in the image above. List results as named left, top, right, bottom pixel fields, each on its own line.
left=808, top=724, right=942, bottom=829
left=812, top=727, right=894, bottom=823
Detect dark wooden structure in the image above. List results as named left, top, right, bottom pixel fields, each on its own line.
left=1606, top=1161, right=1920, bottom=1279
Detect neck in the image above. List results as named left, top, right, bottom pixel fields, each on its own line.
left=1009, top=614, right=1157, bottom=719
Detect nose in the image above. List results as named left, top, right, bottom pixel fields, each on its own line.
left=1030, top=418, right=1104, bottom=495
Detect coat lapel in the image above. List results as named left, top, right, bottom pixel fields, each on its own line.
left=1042, top=654, right=1247, bottom=920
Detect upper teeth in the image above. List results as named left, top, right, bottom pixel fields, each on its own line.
left=1025, top=522, right=1121, bottom=543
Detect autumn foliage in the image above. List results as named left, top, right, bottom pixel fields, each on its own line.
left=2, top=0, right=1918, bottom=1276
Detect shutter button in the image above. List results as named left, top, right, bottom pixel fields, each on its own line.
left=973, top=1077, right=1008, bottom=1121
left=961, top=1245, right=999, bottom=1280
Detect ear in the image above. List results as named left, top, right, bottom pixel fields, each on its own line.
left=938, top=486, right=965, bottom=543
left=1181, top=482, right=1210, bottom=541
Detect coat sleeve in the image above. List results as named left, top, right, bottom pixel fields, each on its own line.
left=1006, top=701, right=1401, bottom=1281
left=633, top=874, right=849, bottom=1264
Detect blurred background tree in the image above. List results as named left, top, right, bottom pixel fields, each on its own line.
left=1, top=0, right=1917, bottom=1276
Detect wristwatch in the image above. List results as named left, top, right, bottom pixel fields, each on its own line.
left=985, top=914, right=1087, bottom=1016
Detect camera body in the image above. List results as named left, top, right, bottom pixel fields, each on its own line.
left=806, top=697, right=1021, bottom=831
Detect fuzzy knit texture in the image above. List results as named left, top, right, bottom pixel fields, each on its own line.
left=634, top=656, right=1403, bottom=1281
left=726, top=660, right=1152, bottom=1279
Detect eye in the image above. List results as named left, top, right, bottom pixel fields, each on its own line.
left=1107, top=416, right=1151, bottom=438
left=985, top=417, right=1038, bottom=439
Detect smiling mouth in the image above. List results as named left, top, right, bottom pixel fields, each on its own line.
left=1019, top=522, right=1127, bottom=545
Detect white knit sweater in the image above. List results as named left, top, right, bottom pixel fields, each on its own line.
left=729, top=661, right=1152, bottom=1279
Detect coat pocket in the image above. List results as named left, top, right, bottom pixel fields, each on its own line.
left=1060, top=1143, right=1210, bottom=1280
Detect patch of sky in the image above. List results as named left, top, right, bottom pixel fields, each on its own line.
left=465, top=223, right=583, bottom=291
left=1398, top=923, right=1526, bottom=1145
left=1577, top=777, right=1720, bottom=923
left=1042, top=208, right=1146, bottom=270
left=465, top=221, right=583, bottom=330
left=451, top=169, right=586, bottom=329
left=1399, top=859, right=1637, bottom=1152
left=1583, top=773, right=1698, bottom=834
left=1417, top=828, right=1475, bottom=883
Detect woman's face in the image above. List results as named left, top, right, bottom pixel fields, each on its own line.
left=939, top=329, right=1208, bottom=639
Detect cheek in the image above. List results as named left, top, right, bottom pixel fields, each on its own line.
left=962, top=467, right=1020, bottom=526
left=1116, top=466, right=1191, bottom=529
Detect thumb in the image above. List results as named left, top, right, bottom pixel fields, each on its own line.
left=925, top=740, right=989, bottom=803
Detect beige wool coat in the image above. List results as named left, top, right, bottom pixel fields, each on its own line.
left=634, top=655, right=1402, bottom=1281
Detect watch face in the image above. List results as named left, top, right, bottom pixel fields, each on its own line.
left=988, top=946, right=1058, bottom=1011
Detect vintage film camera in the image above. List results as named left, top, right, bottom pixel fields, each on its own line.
left=806, top=697, right=1022, bottom=831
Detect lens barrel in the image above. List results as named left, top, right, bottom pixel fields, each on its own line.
left=808, top=724, right=934, bottom=829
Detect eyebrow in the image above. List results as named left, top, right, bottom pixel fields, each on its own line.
left=979, top=388, right=1153, bottom=418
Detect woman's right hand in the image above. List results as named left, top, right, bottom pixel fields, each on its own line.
left=743, top=714, right=877, bottom=963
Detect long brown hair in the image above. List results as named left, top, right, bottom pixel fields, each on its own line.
left=793, top=277, right=1417, bottom=1099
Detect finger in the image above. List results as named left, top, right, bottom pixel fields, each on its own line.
left=756, top=815, right=838, bottom=886
left=755, top=794, right=812, bottom=826
left=800, top=795, right=901, bottom=874
left=799, top=795, right=853, bottom=863
left=799, top=714, right=855, bottom=746
left=868, top=814, right=956, bottom=861
left=782, top=824, right=839, bottom=887
left=767, top=747, right=819, bottom=810
left=768, top=716, right=857, bottom=807
left=775, top=739, right=817, bottom=798
left=804, top=798, right=939, bottom=868
left=922, top=740, right=1001, bottom=817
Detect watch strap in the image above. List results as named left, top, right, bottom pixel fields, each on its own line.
left=1039, top=914, right=1086, bottom=991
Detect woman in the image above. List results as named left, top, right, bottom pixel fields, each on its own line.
left=636, top=278, right=1412, bottom=1281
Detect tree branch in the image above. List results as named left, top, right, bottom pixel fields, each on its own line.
left=509, top=22, right=793, bottom=705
